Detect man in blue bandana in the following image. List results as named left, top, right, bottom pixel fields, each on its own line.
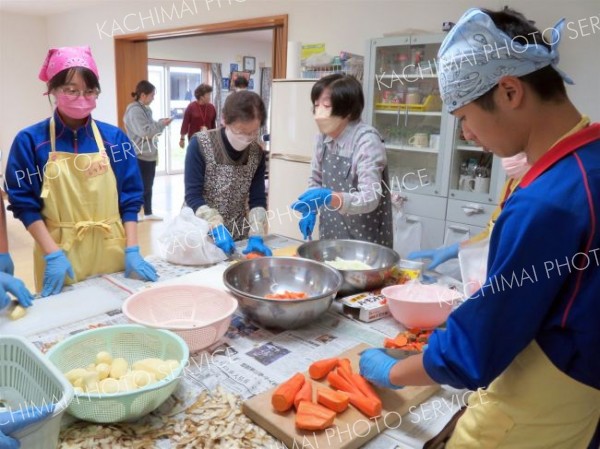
left=359, top=7, right=600, bottom=448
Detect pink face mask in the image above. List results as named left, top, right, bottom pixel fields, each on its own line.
left=55, top=93, right=96, bottom=120
left=501, top=152, right=531, bottom=179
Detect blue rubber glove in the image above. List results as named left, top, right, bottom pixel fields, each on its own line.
left=211, top=224, right=235, bottom=256
left=0, top=273, right=34, bottom=309
left=242, top=236, right=273, bottom=256
left=291, top=188, right=333, bottom=215
left=0, top=253, right=15, bottom=275
left=42, top=250, right=74, bottom=297
left=124, top=246, right=158, bottom=281
left=407, top=243, right=459, bottom=270
left=359, top=348, right=403, bottom=390
left=299, top=211, right=316, bottom=240
left=0, top=404, right=55, bottom=448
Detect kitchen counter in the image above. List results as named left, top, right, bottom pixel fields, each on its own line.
left=15, top=235, right=464, bottom=448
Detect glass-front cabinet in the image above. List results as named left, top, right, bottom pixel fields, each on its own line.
left=365, top=34, right=506, bottom=254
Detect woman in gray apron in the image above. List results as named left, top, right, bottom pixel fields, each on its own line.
left=292, top=74, right=393, bottom=248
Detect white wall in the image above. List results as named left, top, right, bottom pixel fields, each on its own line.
left=0, top=11, right=49, bottom=173
left=3, top=0, right=599, bottom=129
left=148, top=33, right=272, bottom=97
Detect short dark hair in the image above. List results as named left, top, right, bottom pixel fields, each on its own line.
left=234, top=76, right=249, bottom=89
left=46, top=67, right=100, bottom=94
left=131, top=80, right=155, bottom=101
left=474, top=7, right=568, bottom=111
left=194, top=84, right=213, bottom=100
left=311, top=74, right=364, bottom=121
left=222, top=91, right=267, bottom=126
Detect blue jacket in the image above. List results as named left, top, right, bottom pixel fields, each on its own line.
left=5, top=110, right=143, bottom=227
left=424, top=124, right=600, bottom=391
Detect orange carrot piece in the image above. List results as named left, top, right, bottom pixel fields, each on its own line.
left=295, top=401, right=336, bottom=431
left=245, top=252, right=263, bottom=260
left=337, top=358, right=353, bottom=374
left=317, top=387, right=349, bottom=413
left=347, top=392, right=382, bottom=418
left=351, top=373, right=383, bottom=406
left=294, top=380, right=313, bottom=410
left=308, top=357, right=339, bottom=380
left=326, top=370, right=357, bottom=394
left=272, top=373, right=305, bottom=412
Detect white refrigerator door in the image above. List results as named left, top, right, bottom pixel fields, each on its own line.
left=271, top=80, right=318, bottom=159
left=267, top=157, right=318, bottom=240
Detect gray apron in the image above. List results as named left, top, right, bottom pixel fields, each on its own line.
left=196, top=130, right=262, bottom=240
left=319, top=131, right=393, bottom=248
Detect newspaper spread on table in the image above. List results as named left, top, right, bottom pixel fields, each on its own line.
left=18, top=235, right=468, bottom=449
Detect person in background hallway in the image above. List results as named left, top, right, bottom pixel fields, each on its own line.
left=291, top=74, right=393, bottom=247
left=233, top=76, right=249, bottom=92
left=359, top=8, right=600, bottom=448
left=123, top=80, right=172, bottom=221
left=5, top=46, right=157, bottom=297
left=179, top=83, right=216, bottom=149
left=184, top=91, right=271, bottom=257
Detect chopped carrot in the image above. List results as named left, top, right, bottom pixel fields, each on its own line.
left=337, top=358, right=353, bottom=374
left=295, top=401, right=336, bottom=431
left=347, top=392, right=382, bottom=418
left=265, top=290, right=308, bottom=300
left=317, top=387, right=349, bottom=413
left=272, top=373, right=306, bottom=412
left=294, top=380, right=313, bottom=410
left=351, top=373, right=382, bottom=406
left=245, top=252, right=263, bottom=259
left=383, top=330, right=432, bottom=351
left=326, top=370, right=357, bottom=394
left=308, top=358, right=339, bottom=380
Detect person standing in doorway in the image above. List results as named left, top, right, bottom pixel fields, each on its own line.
left=123, top=80, right=172, bottom=221
left=179, top=84, right=217, bottom=149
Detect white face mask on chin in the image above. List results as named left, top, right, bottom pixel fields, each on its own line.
left=314, top=106, right=344, bottom=135
left=225, top=127, right=255, bottom=151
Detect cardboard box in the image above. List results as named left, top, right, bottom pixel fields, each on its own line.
left=340, top=290, right=390, bottom=322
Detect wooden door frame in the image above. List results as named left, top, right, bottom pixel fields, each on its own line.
left=114, top=14, right=288, bottom=128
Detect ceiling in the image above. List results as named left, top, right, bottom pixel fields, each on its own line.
left=0, top=0, right=111, bottom=16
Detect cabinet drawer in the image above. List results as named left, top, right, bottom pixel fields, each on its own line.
left=444, top=221, right=486, bottom=245
left=446, top=199, right=497, bottom=228
left=396, top=192, right=447, bottom=220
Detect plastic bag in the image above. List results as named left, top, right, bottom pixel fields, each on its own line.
left=458, top=236, right=490, bottom=297
left=158, top=207, right=227, bottom=266
left=392, top=195, right=422, bottom=258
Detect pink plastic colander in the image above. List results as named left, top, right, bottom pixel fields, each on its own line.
left=122, top=285, right=238, bottom=353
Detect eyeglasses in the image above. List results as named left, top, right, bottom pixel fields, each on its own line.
left=59, top=86, right=100, bottom=99
left=229, top=126, right=260, bottom=139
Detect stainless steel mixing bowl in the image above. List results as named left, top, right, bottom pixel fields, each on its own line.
left=297, top=239, right=400, bottom=296
left=222, top=257, right=343, bottom=329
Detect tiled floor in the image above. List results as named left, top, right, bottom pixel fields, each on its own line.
left=7, top=174, right=185, bottom=291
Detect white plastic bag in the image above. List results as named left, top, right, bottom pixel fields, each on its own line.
left=392, top=194, right=423, bottom=258
left=458, top=236, right=490, bottom=297
left=158, top=207, right=227, bottom=266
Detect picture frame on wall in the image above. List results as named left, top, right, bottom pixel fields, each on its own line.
left=230, top=63, right=238, bottom=73
left=222, top=77, right=230, bottom=91
left=242, top=56, right=256, bottom=74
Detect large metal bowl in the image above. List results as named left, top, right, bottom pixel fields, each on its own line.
left=297, top=239, right=400, bottom=296
left=222, top=257, right=343, bottom=329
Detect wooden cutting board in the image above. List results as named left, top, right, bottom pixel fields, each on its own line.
left=243, top=343, right=439, bottom=449
left=272, top=244, right=300, bottom=257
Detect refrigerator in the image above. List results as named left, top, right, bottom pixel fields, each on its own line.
left=268, top=79, right=319, bottom=239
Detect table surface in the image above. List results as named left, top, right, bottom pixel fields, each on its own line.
left=17, top=235, right=466, bottom=449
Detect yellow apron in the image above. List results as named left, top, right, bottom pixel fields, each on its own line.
left=33, top=118, right=126, bottom=292
left=447, top=341, right=600, bottom=448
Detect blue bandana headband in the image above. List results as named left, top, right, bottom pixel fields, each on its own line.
left=437, top=8, right=574, bottom=113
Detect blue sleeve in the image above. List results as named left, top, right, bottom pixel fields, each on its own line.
left=105, top=131, right=143, bottom=222
left=184, top=137, right=206, bottom=212
left=248, top=151, right=267, bottom=210
left=423, top=193, right=586, bottom=390
left=5, top=130, right=45, bottom=227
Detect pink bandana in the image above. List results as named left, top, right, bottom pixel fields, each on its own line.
left=38, top=46, right=99, bottom=82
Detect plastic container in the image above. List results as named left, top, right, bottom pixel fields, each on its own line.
left=122, top=285, right=237, bottom=353
left=46, top=325, right=189, bottom=423
left=0, top=336, right=73, bottom=449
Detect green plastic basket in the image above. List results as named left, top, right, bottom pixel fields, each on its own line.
left=0, top=335, right=73, bottom=449
left=46, top=324, right=189, bottom=423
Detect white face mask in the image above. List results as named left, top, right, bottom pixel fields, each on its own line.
left=314, top=106, right=344, bottom=135
left=501, top=152, right=531, bottom=179
left=225, top=127, right=255, bottom=152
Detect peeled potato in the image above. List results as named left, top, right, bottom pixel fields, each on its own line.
left=95, top=363, right=111, bottom=380
left=110, top=358, right=128, bottom=379
left=131, top=370, right=156, bottom=387
left=98, top=378, right=119, bottom=394
left=65, top=368, right=88, bottom=385
left=81, top=371, right=100, bottom=393
left=96, top=351, right=113, bottom=365
left=9, top=305, right=26, bottom=321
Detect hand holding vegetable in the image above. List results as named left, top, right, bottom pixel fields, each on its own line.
left=359, top=348, right=403, bottom=390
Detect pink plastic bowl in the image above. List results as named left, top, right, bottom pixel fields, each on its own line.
left=122, top=285, right=238, bottom=353
left=382, top=284, right=463, bottom=329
